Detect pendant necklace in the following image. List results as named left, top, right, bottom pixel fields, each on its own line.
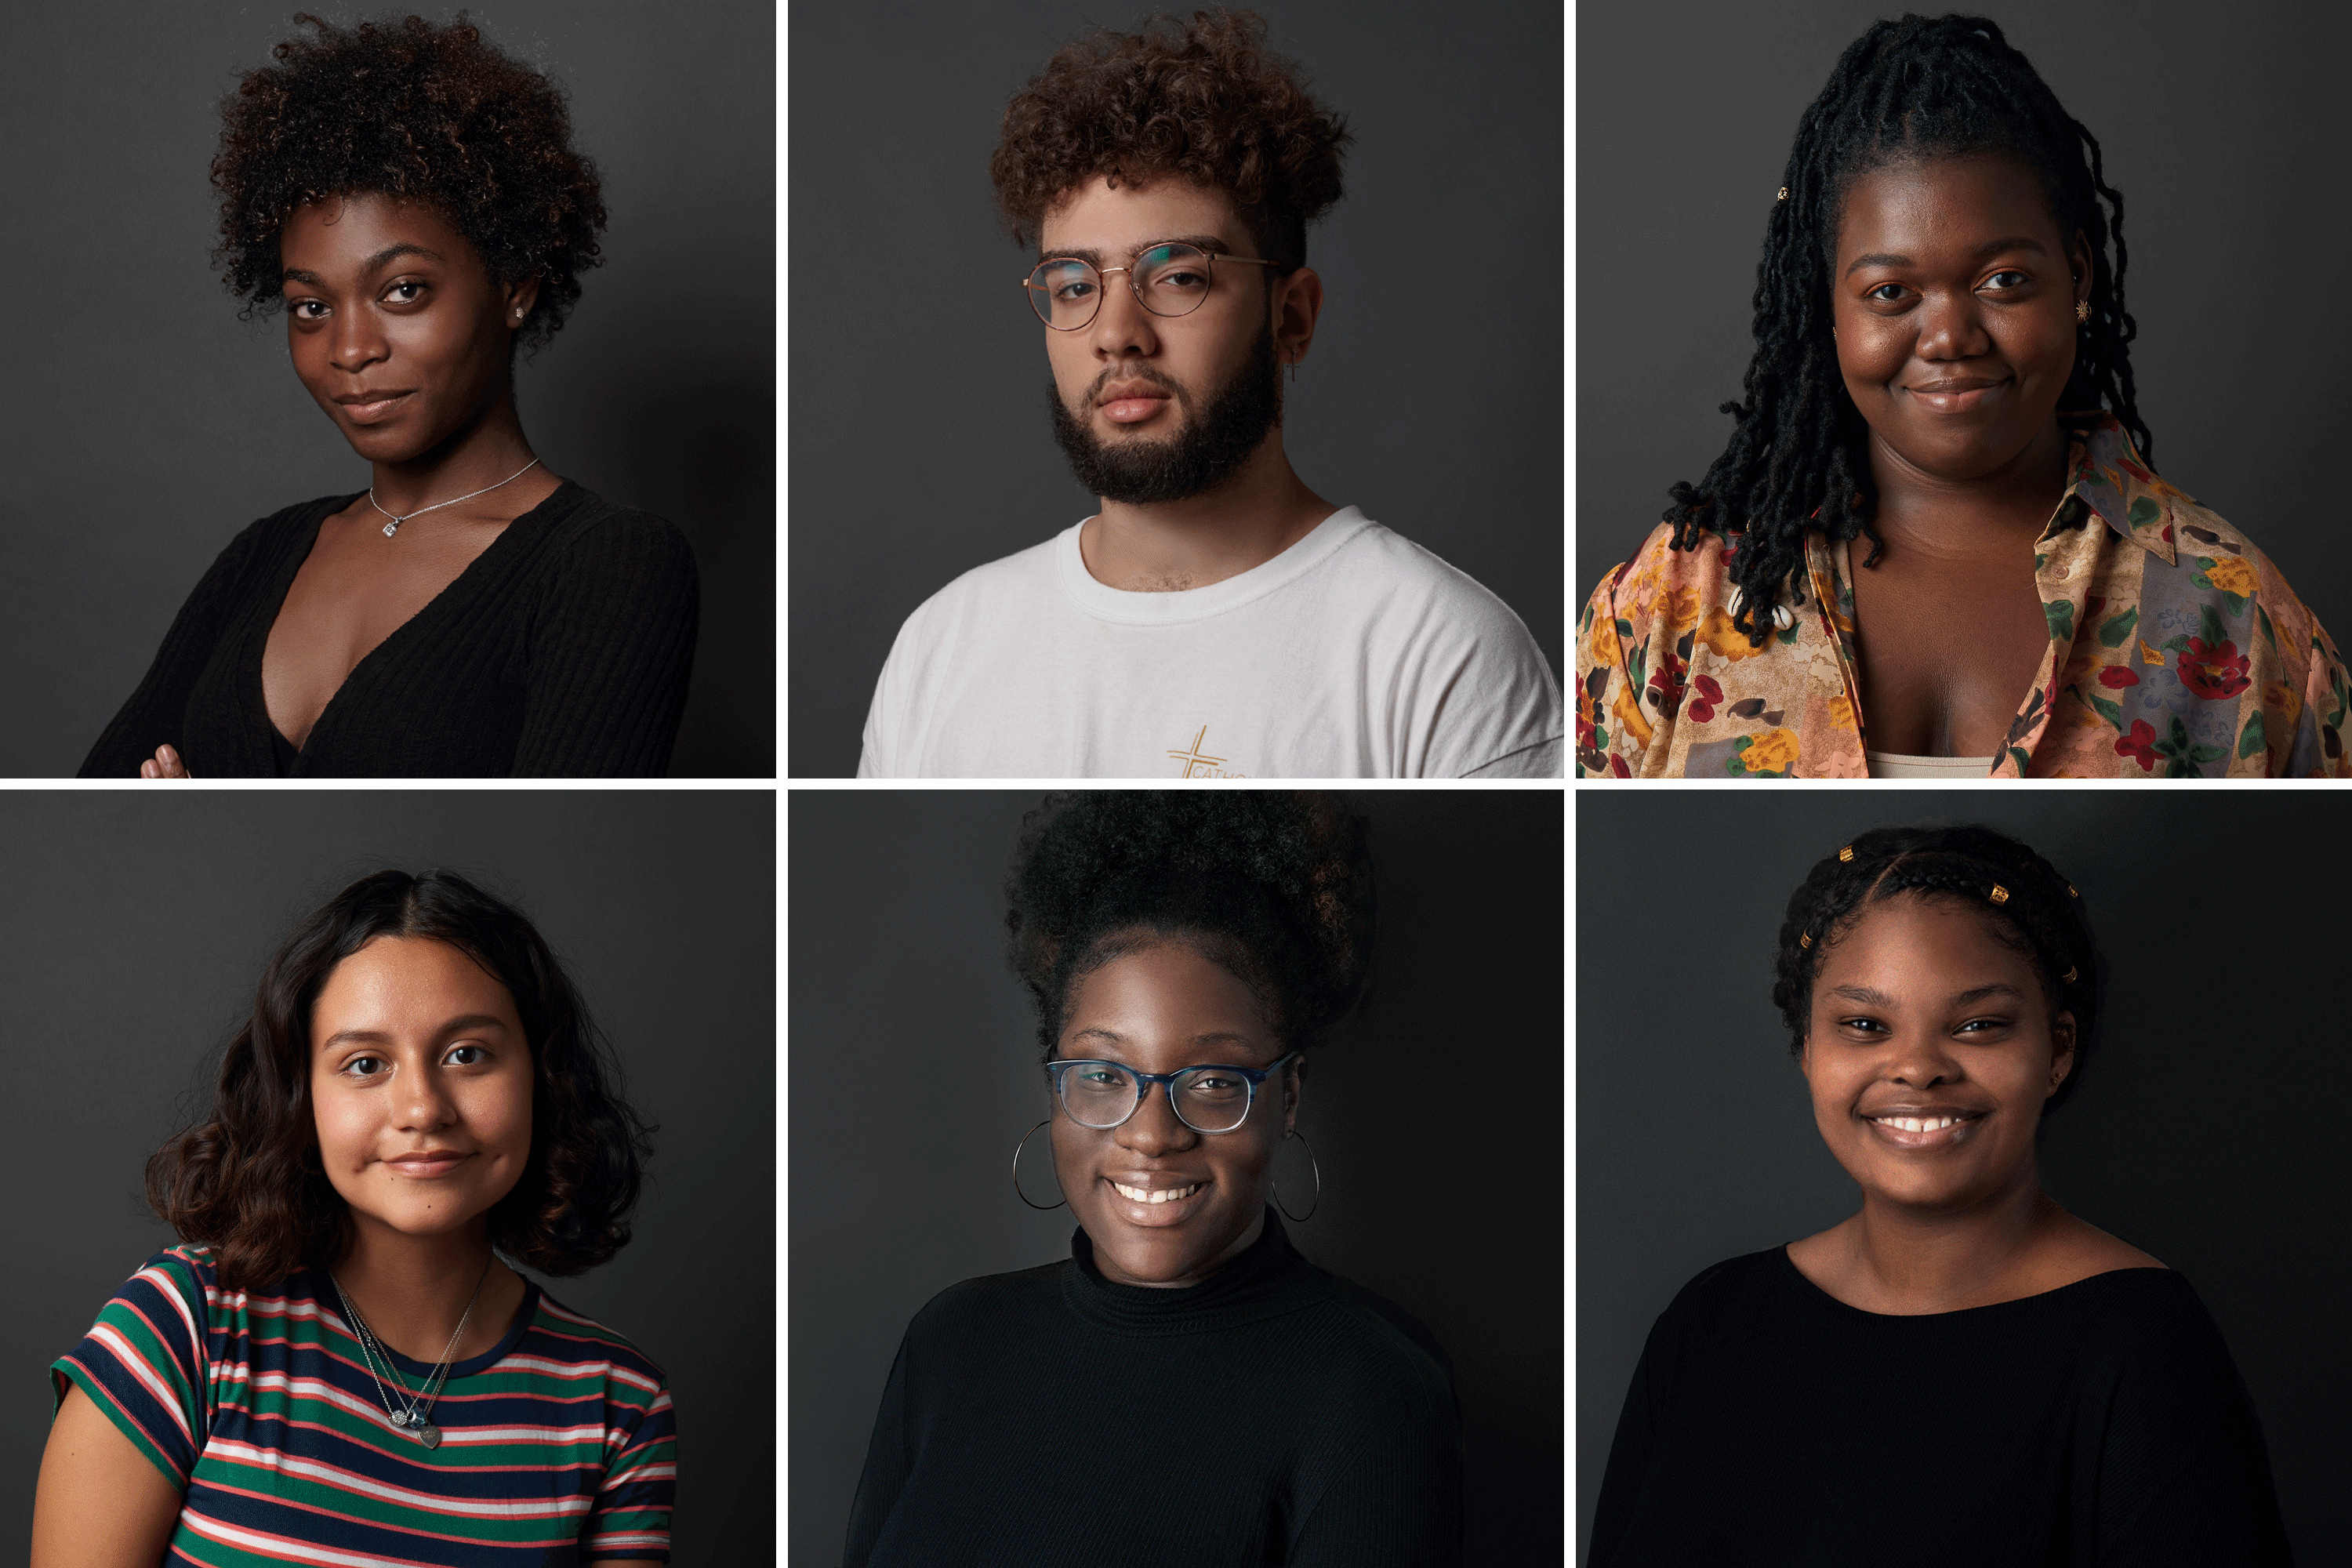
left=368, top=457, right=541, bottom=538
left=329, top=1258, right=494, bottom=1448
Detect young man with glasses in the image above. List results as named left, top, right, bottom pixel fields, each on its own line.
left=855, top=10, right=1561, bottom=779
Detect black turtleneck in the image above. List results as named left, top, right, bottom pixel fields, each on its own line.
left=844, top=1210, right=1463, bottom=1567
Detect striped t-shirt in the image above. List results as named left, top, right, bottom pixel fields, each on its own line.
left=51, top=1246, right=675, bottom=1565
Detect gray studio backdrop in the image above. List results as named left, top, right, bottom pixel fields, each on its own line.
left=789, top=2, right=1566, bottom=776
left=789, top=789, right=1565, bottom=1566
left=0, top=2, right=775, bottom=778
left=1577, top=2, right=2352, bottom=652
left=0, top=791, right=775, bottom=1557
left=1573, top=792, right=2344, bottom=1565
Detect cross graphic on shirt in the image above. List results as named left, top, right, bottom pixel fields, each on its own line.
left=1167, top=725, right=1227, bottom=778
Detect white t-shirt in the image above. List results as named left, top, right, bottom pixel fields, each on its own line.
left=856, top=507, right=1562, bottom=778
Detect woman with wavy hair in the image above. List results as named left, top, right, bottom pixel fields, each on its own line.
left=1588, top=825, right=2289, bottom=1564
left=32, top=870, right=673, bottom=1566
left=1574, top=13, right=2345, bottom=779
left=81, top=12, right=697, bottom=779
left=845, top=791, right=1462, bottom=1566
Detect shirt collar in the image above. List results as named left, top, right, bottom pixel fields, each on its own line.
left=2055, top=412, right=2177, bottom=566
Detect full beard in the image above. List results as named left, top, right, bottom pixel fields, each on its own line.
left=1047, top=324, right=1283, bottom=506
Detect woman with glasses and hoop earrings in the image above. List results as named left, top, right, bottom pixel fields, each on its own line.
left=844, top=791, right=1465, bottom=1567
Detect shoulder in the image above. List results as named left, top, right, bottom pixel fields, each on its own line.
left=901, top=1259, right=1067, bottom=1341
left=1650, top=1249, right=1789, bottom=1335
left=1309, top=1273, right=1458, bottom=1409
left=215, top=493, right=358, bottom=563
left=1581, top=520, right=1725, bottom=614
left=1328, top=518, right=1537, bottom=633
left=531, top=1287, right=670, bottom=1392
left=888, top=535, right=1064, bottom=651
left=537, top=486, right=699, bottom=577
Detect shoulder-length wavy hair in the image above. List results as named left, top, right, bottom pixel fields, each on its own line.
left=146, top=869, right=654, bottom=1291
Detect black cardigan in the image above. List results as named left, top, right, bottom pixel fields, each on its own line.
left=1588, top=1247, right=2293, bottom=1566
left=78, top=481, right=698, bottom=777
left=846, top=1212, right=1464, bottom=1567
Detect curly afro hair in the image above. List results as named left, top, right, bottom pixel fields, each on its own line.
left=212, top=11, right=607, bottom=354
left=1005, top=791, right=1374, bottom=1063
left=1772, top=823, right=2102, bottom=1114
left=989, top=8, right=1352, bottom=273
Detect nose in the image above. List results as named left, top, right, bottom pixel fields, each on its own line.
left=1114, top=1081, right=1200, bottom=1156
left=1886, top=1033, right=1964, bottom=1089
left=1088, top=269, right=1161, bottom=361
left=1913, top=286, right=1991, bottom=362
left=326, top=300, right=390, bottom=376
left=397, top=1062, right=456, bottom=1134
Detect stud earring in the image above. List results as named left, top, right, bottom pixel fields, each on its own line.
left=2075, top=299, right=2089, bottom=324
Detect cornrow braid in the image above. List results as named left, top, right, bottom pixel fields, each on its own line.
left=1668, top=13, right=2150, bottom=645
left=1771, top=823, right=2100, bottom=1112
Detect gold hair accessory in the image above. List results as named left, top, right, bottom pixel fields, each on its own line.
left=1838, top=845, right=1854, bottom=862
left=2067, top=884, right=2078, bottom=898
left=1989, top=884, right=2010, bottom=905
left=1799, top=932, right=1813, bottom=949
left=2075, top=299, right=2090, bottom=323
left=1777, top=186, right=1790, bottom=201
left=2062, top=964, right=2079, bottom=983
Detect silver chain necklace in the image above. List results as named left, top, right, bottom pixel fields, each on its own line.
left=328, top=1258, right=494, bottom=1448
left=368, top=457, right=541, bottom=539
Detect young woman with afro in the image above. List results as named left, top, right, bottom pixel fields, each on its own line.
left=1574, top=13, right=2345, bottom=780
left=80, top=13, right=698, bottom=779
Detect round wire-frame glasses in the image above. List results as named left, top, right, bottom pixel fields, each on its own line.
left=1044, top=1050, right=1301, bottom=1134
left=1022, top=241, right=1275, bottom=330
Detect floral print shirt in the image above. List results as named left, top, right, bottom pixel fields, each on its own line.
left=1575, top=416, right=2348, bottom=778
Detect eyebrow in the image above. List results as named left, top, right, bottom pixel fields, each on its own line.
left=1066, top=1026, right=1258, bottom=1052
left=321, top=1013, right=510, bottom=1051
left=281, top=242, right=448, bottom=286
left=1036, top=234, right=1233, bottom=267
left=1843, top=236, right=2050, bottom=278
left=1827, top=982, right=2028, bottom=1009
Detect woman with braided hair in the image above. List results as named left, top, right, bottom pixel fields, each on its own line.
left=1588, top=825, right=2290, bottom=1566
left=844, top=791, right=1464, bottom=1567
left=1574, top=13, right=2346, bottom=779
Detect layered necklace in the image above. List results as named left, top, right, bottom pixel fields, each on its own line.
left=328, top=1258, right=494, bottom=1448
left=368, top=457, right=541, bottom=538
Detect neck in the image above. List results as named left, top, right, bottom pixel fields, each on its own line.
left=368, top=378, right=539, bottom=518
left=1081, top=433, right=1334, bottom=591
left=1864, top=416, right=2071, bottom=562
left=330, top=1216, right=513, bottom=1363
left=1838, top=1160, right=2060, bottom=1312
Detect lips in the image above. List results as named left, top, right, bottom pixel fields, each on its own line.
left=333, top=390, right=413, bottom=424
left=1902, top=376, right=2008, bottom=414
left=383, top=1149, right=472, bottom=1177
left=1096, top=379, right=1172, bottom=426
left=1102, top=1174, right=1210, bottom=1226
left=1860, top=1107, right=1987, bottom=1150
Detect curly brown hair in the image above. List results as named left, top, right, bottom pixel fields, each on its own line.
left=212, top=11, right=607, bottom=354
left=989, top=9, right=1351, bottom=272
left=145, top=869, right=655, bottom=1291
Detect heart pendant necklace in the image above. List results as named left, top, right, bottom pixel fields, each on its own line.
left=330, top=1258, right=492, bottom=1449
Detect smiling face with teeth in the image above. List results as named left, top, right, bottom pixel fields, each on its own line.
left=1802, top=895, right=2075, bottom=1216
left=1048, top=935, right=1300, bottom=1289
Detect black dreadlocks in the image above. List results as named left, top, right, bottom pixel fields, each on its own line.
left=1772, top=823, right=2102, bottom=1115
left=1668, top=13, right=2151, bottom=645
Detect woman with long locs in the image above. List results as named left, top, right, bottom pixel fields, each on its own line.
left=1588, top=826, right=2291, bottom=1565
left=32, top=871, right=675, bottom=1566
left=845, top=792, right=1464, bottom=1567
left=1574, top=13, right=2346, bottom=779
left=79, top=13, right=698, bottom=779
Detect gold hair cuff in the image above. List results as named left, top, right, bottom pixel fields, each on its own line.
left=1799, top=932, right=1813, bottom=949
left=1989, top=885, right=2010, bottom=905
left=2067, top=885, right=2078, bottom=898
left=1777, top=186, right=1790, bottom=201
left=2062, top=965, right=2079, bottom=983
left=1838, top=845, right=1854, bottom=862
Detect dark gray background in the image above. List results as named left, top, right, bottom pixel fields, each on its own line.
left=789, top=3, right=1565, bottom=775
left=0, top=2, right=775, bottom=778
left=1577, top=2, right=2352, bottom=654
left=0, top=790, right=775, bottom=1557
left=789, top=789, right=1564, bottom=1566
left=1574, top=791, right=2345, bottom=1565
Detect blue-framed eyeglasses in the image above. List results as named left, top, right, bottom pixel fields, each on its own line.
left=1044, top=1050, right=1301, bottom=1134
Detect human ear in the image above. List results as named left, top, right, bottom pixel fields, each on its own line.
left=2068, top=230, right=2093, bottom=307
left=501, top=270, right=543, bottom=330
left=1272, top=265, right=1323, bottom=368
left=2046, top=1011, right=2078, bottom=1095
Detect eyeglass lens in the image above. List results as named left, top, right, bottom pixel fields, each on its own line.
left=1058, top=1062, right=1254, bottom=1132
left=1026, top=243, right=1218, bottom=328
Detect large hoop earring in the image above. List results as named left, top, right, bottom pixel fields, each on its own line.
left=1011, top=1120, right=1065, bottom=1210
left=1272, top=1128, right=1320, bottom=1222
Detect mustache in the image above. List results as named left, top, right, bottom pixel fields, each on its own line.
left=1081, top=363, right=1190, bottom=409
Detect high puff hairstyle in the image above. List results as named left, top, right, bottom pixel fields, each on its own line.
left=146, top=869, right=654, bottom=1291
left=1669, top=13, right=2148, bottom=645
left=1771, top=824, right=2100, bottom=1113
left=989, top=9, right=1352, bottom=274
left=1004, top=791, right=1374, bottom=1064
left=211, top=12, right=608, bottom=355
